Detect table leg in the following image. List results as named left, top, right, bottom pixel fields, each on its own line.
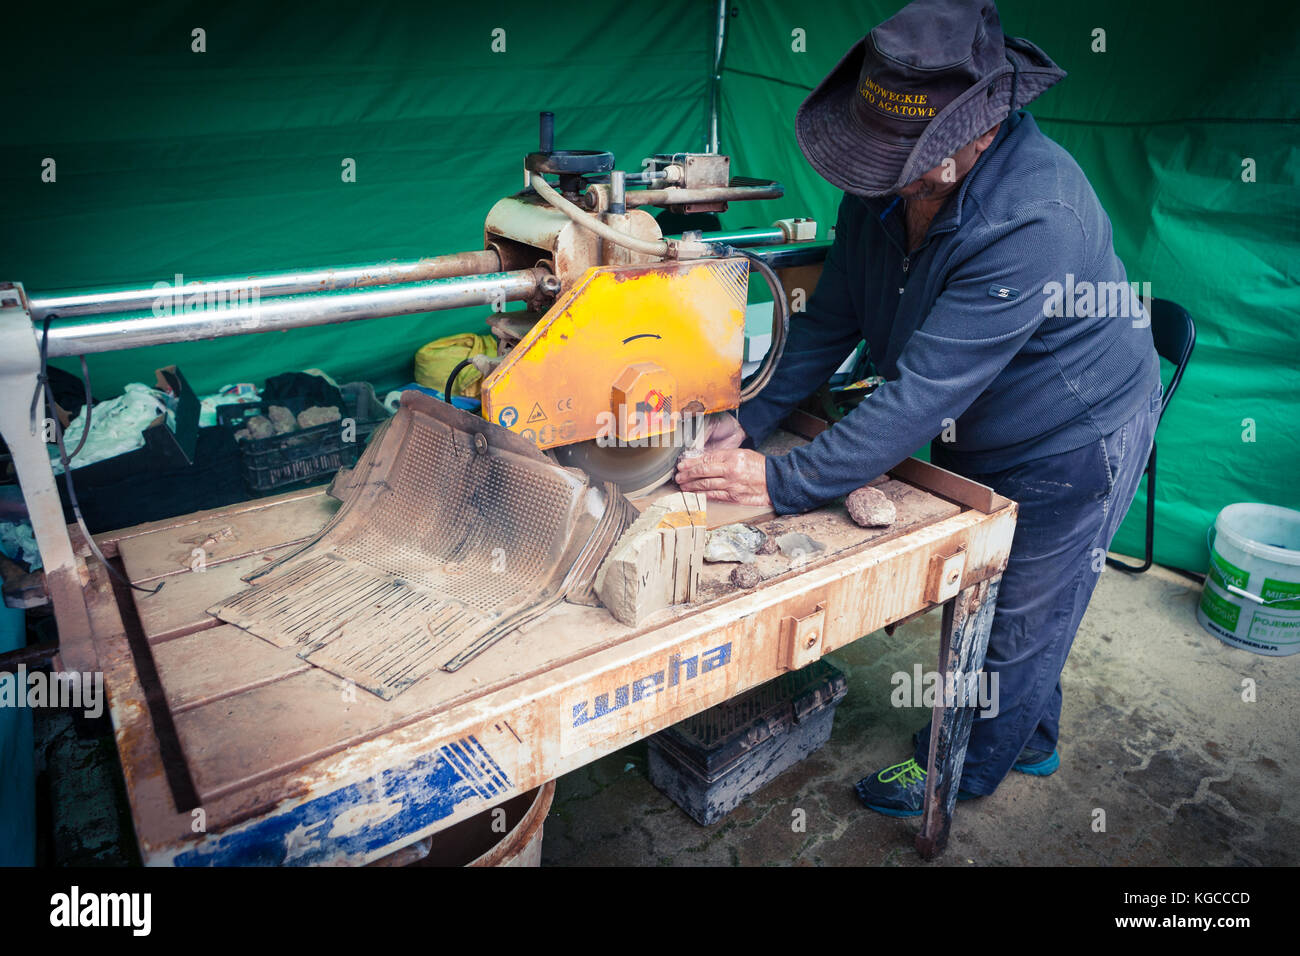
left=0, top=306, right=97, bottom=672
left=915, top=574, right=1000, bottom=859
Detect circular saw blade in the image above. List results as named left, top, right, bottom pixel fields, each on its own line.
left=550, top=412, right=724, bottom=497
left=551, top=440, right=683, bottom=498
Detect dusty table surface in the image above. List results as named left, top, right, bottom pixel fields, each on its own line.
left=119, top=476, right=958, bottom=808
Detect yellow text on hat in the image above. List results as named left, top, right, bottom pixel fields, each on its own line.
left=859, top=77, right=937, bottom=117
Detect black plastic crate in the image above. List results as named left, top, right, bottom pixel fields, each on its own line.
left=647, top=659, right=848, bottom=825
left=217, top=382, right=388, bottom=494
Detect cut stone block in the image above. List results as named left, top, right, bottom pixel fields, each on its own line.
left=596, top=491, right=706, bottom=626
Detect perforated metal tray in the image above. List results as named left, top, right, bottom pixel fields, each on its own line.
left=209, top=390, right=634, bottom=698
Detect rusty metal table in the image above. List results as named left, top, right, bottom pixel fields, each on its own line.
left=59, top=434, right=1015, bottom=865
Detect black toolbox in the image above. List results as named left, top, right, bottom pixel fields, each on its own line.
left=647, top=659, right=848, bottom=825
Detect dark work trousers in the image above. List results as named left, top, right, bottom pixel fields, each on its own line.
left=914, top=382, right=1163, bottom=795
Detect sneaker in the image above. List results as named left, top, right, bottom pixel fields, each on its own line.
left=856, top=758, right=928, bottom=816
left=1012, top=746, right=1060, bottom=776
left=854, top=758, right=980, bottom=817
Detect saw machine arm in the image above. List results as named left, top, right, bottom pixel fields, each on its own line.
left=476, top=112, right=798, bottom=491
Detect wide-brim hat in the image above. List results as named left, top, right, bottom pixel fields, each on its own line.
left=795, top=0, right=1066, bottom=197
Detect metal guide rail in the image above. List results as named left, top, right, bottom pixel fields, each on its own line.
left=67, top=447, right=1015, bottom=865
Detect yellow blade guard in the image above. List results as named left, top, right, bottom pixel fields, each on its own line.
left=481, top=257, right=749, bottom=452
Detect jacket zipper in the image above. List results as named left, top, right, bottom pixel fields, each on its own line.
left=871, top=194, right=953, bottom=289
left=876, top=198, right=913, bottom=287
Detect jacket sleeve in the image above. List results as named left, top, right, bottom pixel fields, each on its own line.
left=736, top=196, right=863, bottom=447
left=764, top=203, right=1085, bottom=513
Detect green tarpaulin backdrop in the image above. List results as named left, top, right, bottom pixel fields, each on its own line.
left=2, top=1, right=1296, bottom=572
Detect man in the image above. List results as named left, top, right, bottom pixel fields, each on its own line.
left=677, top=0, right=1162, bottom=815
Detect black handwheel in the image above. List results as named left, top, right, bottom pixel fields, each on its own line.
left=525, top=149, right=615, bottom=176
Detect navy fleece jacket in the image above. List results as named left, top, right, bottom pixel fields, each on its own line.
left=740, top=111, right=1161, bottom=514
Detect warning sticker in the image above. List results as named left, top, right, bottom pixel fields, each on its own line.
left=527, top=402, right=547, bottom=424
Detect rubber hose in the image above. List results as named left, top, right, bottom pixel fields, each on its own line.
left=443, top=358, right=474, bottom=405
left=732, top=248, right=789, bottom=402
left=529, top=172, right=711, bottom=261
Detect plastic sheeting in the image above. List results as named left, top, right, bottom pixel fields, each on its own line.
left=1, top=1, right=715, bottom=395
left=2, top=1, right=1296, bottom=572
left=52, top=384, right=170, bottom=474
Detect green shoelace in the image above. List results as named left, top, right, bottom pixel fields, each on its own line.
left=878, top=758, right=926, bottom=785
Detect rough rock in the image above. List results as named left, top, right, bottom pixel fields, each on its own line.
left=776, top=532, right=826, bottom=560
left=703, top=523, right=766, bottom=563
left=244, top=416, right=276, bottom=439
left=267, top=405, right=298, bottom=434
left=846, top=485, right=896, bottom=527
left=729, top=564, right=762, bottom=589
left=297, top=405, right=341, bottom=429
left=596, top=492, right=707, bottom=626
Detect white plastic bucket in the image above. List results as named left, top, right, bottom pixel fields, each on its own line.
left=1197, top=503, right=1300, bottom=656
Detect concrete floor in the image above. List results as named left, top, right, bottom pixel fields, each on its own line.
left=541, top=563, right=1300, bottom=866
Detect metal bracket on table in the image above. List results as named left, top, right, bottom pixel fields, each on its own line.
left=779, top=603, right=826, bottom=671
left=926, top=547, right=967, bottom=604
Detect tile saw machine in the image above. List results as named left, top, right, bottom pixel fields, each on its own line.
left=0, top=110, right=822, bottom=677
left=465, top=111, right=806, bottom=495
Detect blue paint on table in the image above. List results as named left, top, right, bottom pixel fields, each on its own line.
left=173, top=735, right=509, bottom=866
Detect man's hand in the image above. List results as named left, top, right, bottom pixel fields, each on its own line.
left=675, top=448, right=771, bottom=508
left=700, top=412, right=747, bottom=451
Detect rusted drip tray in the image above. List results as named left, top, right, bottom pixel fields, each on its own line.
left=209, top=390, right=632, bottom=698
